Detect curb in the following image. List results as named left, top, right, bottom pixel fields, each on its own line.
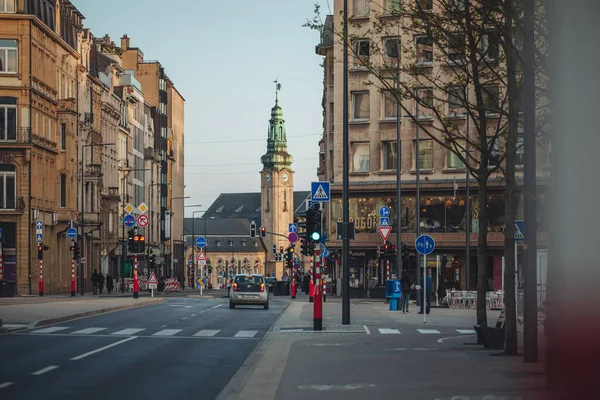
left=216, top=302, right=292, bottom=400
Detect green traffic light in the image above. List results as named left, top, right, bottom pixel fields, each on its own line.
left=311, top=231, right=321, bottom=241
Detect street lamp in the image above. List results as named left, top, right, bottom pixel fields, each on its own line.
left=80, top=142, right=114, bottom=296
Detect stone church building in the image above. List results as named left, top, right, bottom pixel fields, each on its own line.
left=183, top=88, right=310, bottom=287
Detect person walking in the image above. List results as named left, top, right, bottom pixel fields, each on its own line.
left=106, top=274, right=114, bottom=295
left=400, top=270, right=412, bottom=313
left=419, top=268, right=433, bottom=314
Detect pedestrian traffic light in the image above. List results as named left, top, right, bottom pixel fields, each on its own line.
left=306, top=208, right=322, bottom=243
left=37, top=244, right=44, bottom=260
left=138, top=235, right=146, bottom=253
left=249, top=221, right=257, bottom=238
left=260, top=226, right=266, bottom=237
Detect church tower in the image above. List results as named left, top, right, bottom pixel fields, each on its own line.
left=260, top=82, right=294, bottom=279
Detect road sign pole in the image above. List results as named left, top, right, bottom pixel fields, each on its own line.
left=423, top=254, right=426, bottom=324
left=71, top=259, right=76, bottom=297
left=313, top=243, right=322, bottom=331
left=133, top=254, right=139, bottom=299
left=39, top=258, right=43, bottom=296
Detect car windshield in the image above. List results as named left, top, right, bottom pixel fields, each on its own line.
left=235, top=276, right=263, bottom=285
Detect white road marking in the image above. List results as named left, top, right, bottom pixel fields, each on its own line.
left=169, top=305, right=192, bottom=308
left=418, top=329, right=441, bottom=334
left=31, top=365, right=59, bottom=376
left=193, top=330, right=220, bottom=337
left=456, top=329, right=477, bottom=334
left=71, top=328, right=108, bottom=335
left=71, top=337, right=137, bottom=360
left=0, top=382, right=14, bottom=389
left=234, top=330, right=258, bottom=338
left=386, top=348, right=440, bottom=351
left=152, top=329, right=182, bottom=336
left=2, top=324, right=26, bottom=329
left=378, top=328, right=401, bottom=334
left=112, top=328, right=145, bottom=335
left=363, top=325, right=371, bottom=335
left=32, top=326, right=70, bottom=334
left=211, top=305, right=222, bottom=309
left=182, top=317, right=188, bottom=320
left=191, top=314, right=197, bottom=317
left=437, top=334, right=477, bottom=344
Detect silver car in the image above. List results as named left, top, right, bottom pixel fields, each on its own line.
left=229, top=274, right=269, bottom=309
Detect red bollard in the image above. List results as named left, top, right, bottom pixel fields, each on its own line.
left=71, top=259, right=76, bottom=297
left=309, top=278, right=314, bottom=303
left=291, top=279, right=297, bottom=299
left=39, top=259, right=44, bottom=296
left=133, top=254, right=139, bottom=299
left=313, top=244, right=322, bottom=331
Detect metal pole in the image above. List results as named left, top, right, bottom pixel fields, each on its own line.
left=395, top=31, right=402, bottom=280
left=192, top=212, right=196, bottom=290
left=80, top=145, right=85, bottom=296
left=423, top=255, right=426, bottom=323
left=121, top=176, right=126, bottom=293
left=314, top=242, right=323, bottom=330
left=523, top=0, right=538, bottom=363
left=341, top=0, right=350, bottom=325
left=465, top=88, right=471, bottom=291
left=415, top=92, right=421, bottom=293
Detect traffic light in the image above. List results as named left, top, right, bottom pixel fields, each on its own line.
left=297, top=210, right=307, bottom=242
left=383, top=241, right=391, bottom=257
left=70, top=242, right=80, bottom=260
left=300, top=238, right=308, bottom=256
left=128, top=231, right=136, bottom=253
left=37, top=244, right=44, bottom=260
left=307, top=208, right=322, bottom=243
left=287, top=247, right=295, bottom=269
left=138, top=235, right=146, bottom=253
left=260, top=226, right=266, bottom=237
left=250, top=221, right=257, bottom=238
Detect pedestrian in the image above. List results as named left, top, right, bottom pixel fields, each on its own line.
left=419, top=268, right=433, bottom=315
left=98, top=272, right=105, bottom=294
left=400, top=270, right=412, bottom=313
left=91, top=270, right=98, bottom=294
left=106, top=274, right=113, bottom=294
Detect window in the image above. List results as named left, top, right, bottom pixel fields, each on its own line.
left=353, top=0, right=370, bottom=16
left=481, top=31, right=499, bottom=61
left=0, top=164, right=16, bottom=209
left=353, top=39, right=370, bottom=66
left=482, top=85, right=500, bottom=114
left=328, top=58, right=334, bottom=85
left=60, top=174, right=66, bottom=208
left=351, top=142, right=370, bottom=172
left=447, top=33, right=465, bottom=63
left=417, top=0, right=433, bottom=10
left=383, top=90, right=399, bottom=120
left=352, top=91, right=370, bottom=121
left=382, top=141, right=397, bottom=170
left=487, top=137, right=500, bottom=168
left=0, top=0, right=16, bottom=13
left=385, top=0, right=400, bottom=13
left=415, top=36, right=433, bottom=64
left=516, top=136, right=524, bottom=167
left=447, top=139, right=466, bottom=169
left=416, top=88, right=434, bottom=118
left=0, top=98, right=17, bottom=140
left=447, top=87, right=466, bottom=116
left=416, top=140, right=433, bottom=170
left=0, top=39, right=17, bottom=73
left=383, top=37, right=400, bottom=65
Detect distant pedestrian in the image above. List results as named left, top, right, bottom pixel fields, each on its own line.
left=419, top=268, right=433, bottom=315
left=98, top=273, right=105, bottom=294
left=92, top=270, right=99, bottom=294
left=106, top=274, right=114, bottom=294
left=400, top=270, right=412, bottom=313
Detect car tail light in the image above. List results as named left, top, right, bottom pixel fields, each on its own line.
left=260, top=283, right=265, bottom=292
left=233, top=283, right=238, bottom=292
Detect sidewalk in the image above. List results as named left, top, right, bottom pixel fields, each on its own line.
left=217, top=298, right=550, bottom=400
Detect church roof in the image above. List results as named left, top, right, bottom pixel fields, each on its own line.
left=200, top=191, right=311, bottom=222
left=182, top=218, right=267, bottom=253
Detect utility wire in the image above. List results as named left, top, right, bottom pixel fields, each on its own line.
left=186, top=133, right=320, bottom=145
left=186, top=157, right=317, bottom=167
left=185, top=168, right=316, bottom=175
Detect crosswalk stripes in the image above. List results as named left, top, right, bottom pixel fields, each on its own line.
left=71, top=328, right=108, bottom=335
left=234, top=330, right=258, bottom=338
left=31, top=327, right=70, bottom=334
left=112, top=328, right=146, bottom=335
left=417, top=329, right=441, bottom=334
left=193, top=330, right=220, bottom=337
left=456, top=329, right=477, bottom=334
left=25, top=326, right=262, bottom=339
left=378, top=328, right=401, bottom=334
left=152, top=329, right=183, bottom=336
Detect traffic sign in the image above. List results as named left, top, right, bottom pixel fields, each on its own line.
left=124, top=214, right=135, bottom=227
left=378, top=226, right=392, bottom=241
left=195, top=236, right=207, bottom=248
left=148, top=272, right=158, bottom=289
left=66, top=228, right=77, bottom=240
left=124, top=203, right=134, bottom=214
left=415, top=234, right=435, bottom=255
left=322, top=246, right=329, bottom=258
left=137, top=214, right=149, bottom=227
left=197, top=250, right=207, bottom=261
left=379, top=217, right=390, bottom=226
left=0, top=227, right=2, bottom=239
left=514, top=220, right=524, bottom=243
left=288, top=232, right=299, bottom=244
left=288, top=223, right=298, bottom=233
left=197, top=276, right=203, bottom=286
left=137, top=202, right=148, bottom=214
left=36, top=220, right=43, bottom=243
left=379, top=206, right=391, bottom=217
left=311, top=181, right=330, bottom=202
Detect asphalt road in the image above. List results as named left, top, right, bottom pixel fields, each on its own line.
left=0, top=297, right=286, bottom=400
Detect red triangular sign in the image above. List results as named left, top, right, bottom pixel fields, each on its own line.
left=148, top=272, right=158, bottom=285
left=378, top=226, right=392, bottom=241
left=197, top=250, right=206, bottom=261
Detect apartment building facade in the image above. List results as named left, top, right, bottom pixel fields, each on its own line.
left=316, top=1, right=549, bottom=294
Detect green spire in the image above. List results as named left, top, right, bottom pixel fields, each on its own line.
left=261, top=80, right=293, bottom=170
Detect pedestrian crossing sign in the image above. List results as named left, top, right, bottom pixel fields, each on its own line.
left=514, top=220, right=524, bottom=243
left=311, top=181, right=330, bottom=202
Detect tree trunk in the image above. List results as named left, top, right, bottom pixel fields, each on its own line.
left=476, top=175, right=489, bottom=327
left=503, top=3, right=520, bottom=355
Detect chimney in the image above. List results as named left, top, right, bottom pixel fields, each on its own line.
left=103, top=34, right=110, bottom=44
left=121, top=34, right=130, bottom=51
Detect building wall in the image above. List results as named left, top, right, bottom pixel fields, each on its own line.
left=168, top=84, right=184, bottom=275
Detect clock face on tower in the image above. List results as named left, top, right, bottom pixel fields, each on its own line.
left=281, top=174, right=289, bottom=182
left=265, top=173, right=271, bottom=183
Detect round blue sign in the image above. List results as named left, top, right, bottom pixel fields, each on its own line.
left=379, top=206, right=391, bottom=217
left=415, top=234, right=435, bottom=255
left=124, top=214, right=135, bottom=227
left=66, top=227, right=77, bottom=239
left=195, top=236, right=207, bottom=248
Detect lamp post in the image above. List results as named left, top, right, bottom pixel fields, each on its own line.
left=167, top=196, right=190, bottom=277
left=80, top=142, right=114, bottom=296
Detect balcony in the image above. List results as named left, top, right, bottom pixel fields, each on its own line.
left=0, top=127, right=31, bottom=144
left=101, top=187, right=120, bottom=201
left=144, top=147, right=156, bottom=160
left=0, top=196, right=25, bottom=213
left=58, top=98, right=77, bottom=114
left=31, top=133, right=58, bottom=151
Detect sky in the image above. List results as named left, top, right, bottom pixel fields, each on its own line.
left=77, top=0, right=332, bottom=217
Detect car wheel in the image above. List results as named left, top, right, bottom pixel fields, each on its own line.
left=229, top=302, right=235, bottom=309
left=264, top=302, right=269, bottom=310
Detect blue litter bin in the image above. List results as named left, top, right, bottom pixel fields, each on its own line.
left=385, top=280, right=402, bottom=311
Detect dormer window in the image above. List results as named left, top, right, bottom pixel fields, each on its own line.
left=235, top=205, right=244, bottom=213
left=254, top=240, right=258, bottom=247
left=228, top=239, right=234, bottom=247
left=241, top=240, right=247, bottom=247
left=216, top=240, right=221, bottom=247
left=216, top=206, right=224, bottom=213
